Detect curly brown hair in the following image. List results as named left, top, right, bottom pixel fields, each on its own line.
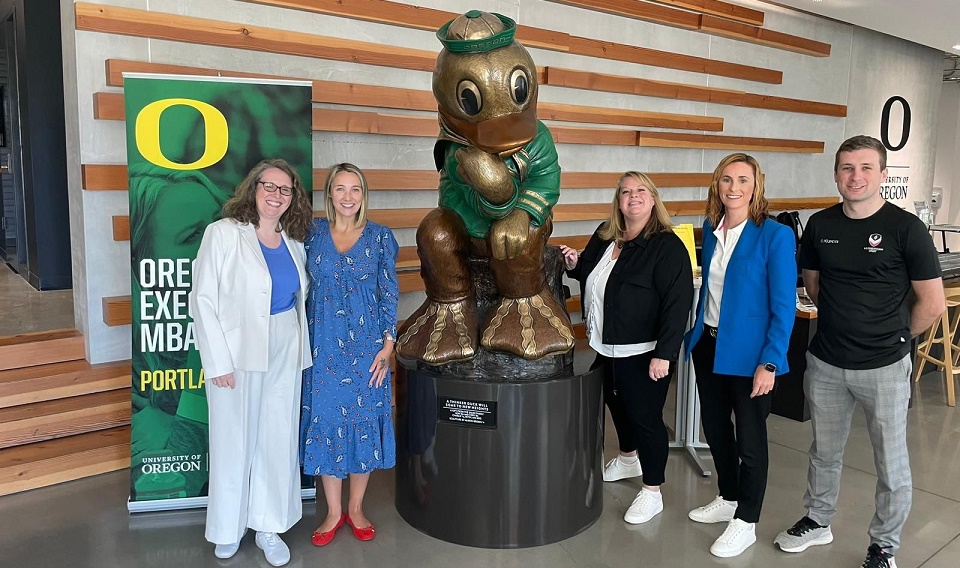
left=705, top=153, right=769, bottom=229
left=222, top=158, right=313, bottom=241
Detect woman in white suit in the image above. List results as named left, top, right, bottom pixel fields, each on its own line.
left=190, top=159, right=313, bottom=567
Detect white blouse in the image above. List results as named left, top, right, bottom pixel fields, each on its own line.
left=583, top=242, right=657, bottom=358
left=704, top=216, right=747, bottom=327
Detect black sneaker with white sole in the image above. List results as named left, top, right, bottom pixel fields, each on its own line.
left=861, top=543, right=897, bottom=568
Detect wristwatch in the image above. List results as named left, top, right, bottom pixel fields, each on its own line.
left=763, top=362, right=777, bottom=373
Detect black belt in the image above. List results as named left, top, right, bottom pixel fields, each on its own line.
left=704, top=324, right=718, bottom=338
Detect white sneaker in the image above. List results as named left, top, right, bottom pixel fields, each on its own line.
left=255, top=532, right=290, bottom=567
left=623, top=488, right=663, bottom=524
left=710, top=519, right=757, bottom=558
left=214, top=541, right=241, bottom=559
left=602, top=455, right=642, bottom=482
left=688, top=495, right=738, bottom=523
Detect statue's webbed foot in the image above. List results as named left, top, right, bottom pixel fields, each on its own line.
left=480, top=289, right=575, bottom=360
left=396, top=298, right=478, bottom=365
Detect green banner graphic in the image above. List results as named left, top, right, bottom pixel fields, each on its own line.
left=124, top=75, right=312, bottom=508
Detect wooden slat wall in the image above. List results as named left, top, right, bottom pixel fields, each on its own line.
left=77, top=2, right=784, bottom=85
left=235, top=0, right=782, bottom=83
left=108, top=198, right=838, bottom=242
left=549, top=0, right=831, bottom=56
left=99, top=197, right=836, bottom=327
left=102, top=59, right=842, bottom=118
left=95, top=89, right=728, bottom=131
left=93, top=101, right=824, bottom=152
left=79, top=1, right=844, bottom=336
left=81, top=164, right=713, bottom=192
left=542, top=67, right=846, bottom=117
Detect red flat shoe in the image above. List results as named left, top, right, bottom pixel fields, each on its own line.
left=311, top=513, right=347, bottom=546
left=346, top=515, right=376, bottom=541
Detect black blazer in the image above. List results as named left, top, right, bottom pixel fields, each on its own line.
left=568, top=226, right=694, bottom=361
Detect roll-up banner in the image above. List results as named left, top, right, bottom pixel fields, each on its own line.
left=124, top=74, right=313, bottom=512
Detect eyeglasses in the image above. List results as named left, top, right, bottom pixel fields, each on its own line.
left=258, top=180, right=294, bottom=196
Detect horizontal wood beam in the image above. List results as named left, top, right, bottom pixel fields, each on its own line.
left=95, top=86, right=724, bottom=131
left=76, top=2, right=439, bottom=73
left=82, top=164, right=712, bottom=192
left=542, top=67, right=846, bottom=117
left=550, top=0, right=830, bottom=57
left=562, top=35, right=779, bottom=84
left=644, top=0, right=764, bottom=26
left=240, top=0, right=571, bottom=52
left=699, top=14, right=831, bottom=57
left=636, top=131, right=824, bottom=153
left=550, top=0, right=701, bottom=30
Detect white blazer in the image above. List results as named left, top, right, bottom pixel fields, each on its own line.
left=189, top=218, right=312, bottom=378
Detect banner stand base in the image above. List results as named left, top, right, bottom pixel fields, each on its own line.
left=128, top=488, right=316, bottom=513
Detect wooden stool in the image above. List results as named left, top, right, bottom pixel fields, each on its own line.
left=913, top=287, right=960, bottom=406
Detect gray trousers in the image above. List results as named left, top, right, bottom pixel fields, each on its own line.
left=802, top=352, right=912, bottom=553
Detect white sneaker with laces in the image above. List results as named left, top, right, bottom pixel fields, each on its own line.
left=688, top=495, right=738, bottom=523
left=255, top=531, right=290, bottom=567
left=623, top=488, right=663, bottom=524
left=710, top=518, right=757, bottom=558
left=214, top=542, right=241, bottom=559
left=602, top=455, right=642, bottom=482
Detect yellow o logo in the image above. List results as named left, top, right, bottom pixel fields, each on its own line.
left=135, top=99, right=228, bottom=170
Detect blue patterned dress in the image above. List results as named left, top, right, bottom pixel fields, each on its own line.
left=300, top=219, right=399, bottom=478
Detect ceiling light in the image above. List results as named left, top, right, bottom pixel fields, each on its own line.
left=954, top=44, right=960, bottom=50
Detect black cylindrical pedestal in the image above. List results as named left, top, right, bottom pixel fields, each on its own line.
left=395, top=365, right=604, bottom=548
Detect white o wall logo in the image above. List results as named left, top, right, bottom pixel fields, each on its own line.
left=868, top=234, right=882, bottom=247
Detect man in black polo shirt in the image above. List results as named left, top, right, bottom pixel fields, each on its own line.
left=774, top=135, right=944, bottom=568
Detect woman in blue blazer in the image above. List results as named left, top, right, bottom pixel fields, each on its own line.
left=684, top=154, right=797, bottom=558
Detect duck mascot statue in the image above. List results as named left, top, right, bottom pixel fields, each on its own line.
left=396, top=10, right=575, bottom=365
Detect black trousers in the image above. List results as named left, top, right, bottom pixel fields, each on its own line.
left=691, top=333, right=772, bottom=523
left=594, top=351, right=673, bottom=487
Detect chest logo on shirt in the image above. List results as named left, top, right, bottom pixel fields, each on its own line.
left=865, top=233, right=884, bottom=253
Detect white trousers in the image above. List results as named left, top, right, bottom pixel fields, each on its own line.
left=205, top=308, right=303, bottom=544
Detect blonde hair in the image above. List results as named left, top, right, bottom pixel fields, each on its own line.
left=705, top=153, right=769, bottom=229
left=324, top=163, right=369, bottom=228
left=598, top=171, right=674, bottom=242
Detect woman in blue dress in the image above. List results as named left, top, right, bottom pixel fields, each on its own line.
left=301, top=163, right=399, bottom=546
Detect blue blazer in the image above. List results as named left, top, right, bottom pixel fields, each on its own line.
left=685, top=217, right=797, bottom=377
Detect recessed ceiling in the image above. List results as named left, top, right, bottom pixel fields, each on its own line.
left=762, top=0, right=960, bottom=55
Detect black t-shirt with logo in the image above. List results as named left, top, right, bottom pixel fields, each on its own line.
left=799, top=202, right=941, bottom=370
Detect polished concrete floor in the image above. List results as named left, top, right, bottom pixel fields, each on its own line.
left=0, top=262, right=74, bottom=335
left=0, top=373, right=957, bottom=568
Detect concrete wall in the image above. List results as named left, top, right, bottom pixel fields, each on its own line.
left=60, top=0, right=946, bottom=363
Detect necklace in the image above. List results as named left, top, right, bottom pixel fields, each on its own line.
left=616, top=240, right=624, bottom=249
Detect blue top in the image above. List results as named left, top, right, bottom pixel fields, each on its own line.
left=685, top=217, right=797, bottom=377
left=259, top=238, right=299, bottom=315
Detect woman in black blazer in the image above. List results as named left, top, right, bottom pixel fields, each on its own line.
left=560, top=171, right=693, bottom=525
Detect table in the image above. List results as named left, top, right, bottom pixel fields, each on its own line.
left=928, top=224, right=960, bottom=253
left=938, top=251, right=960, bottom=280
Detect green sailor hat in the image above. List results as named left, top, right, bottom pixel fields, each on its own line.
left=436, top=10, right=517, bottom=54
